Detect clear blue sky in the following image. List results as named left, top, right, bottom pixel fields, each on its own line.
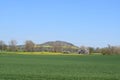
left=0, top=0, right=120, bottom=47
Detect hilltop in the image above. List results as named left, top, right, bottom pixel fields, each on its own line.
left=39, top=41, right=77, bottom=47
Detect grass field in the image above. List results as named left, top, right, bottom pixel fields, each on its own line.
left=0, top=54, right=120, bottom=80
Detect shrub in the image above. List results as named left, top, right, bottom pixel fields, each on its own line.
left=101, top=45, right=120, bottom=55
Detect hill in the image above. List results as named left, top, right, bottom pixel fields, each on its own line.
left=38, top=41, right=79, bottom=53
left=40, top=41, right=77, bottom=47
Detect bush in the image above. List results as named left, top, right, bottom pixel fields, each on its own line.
left=101, top=45, right=120, bottom=55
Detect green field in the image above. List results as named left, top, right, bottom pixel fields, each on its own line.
left=0, top=54, right=120, bottom=80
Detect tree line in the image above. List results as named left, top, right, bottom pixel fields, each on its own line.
left=0, top=40, right=35, bottom=52
left=0, top=40, right=120, bottom=55
left=88, top=45, right=120, bottom=55
left=0, top=40, right=78, bottom=53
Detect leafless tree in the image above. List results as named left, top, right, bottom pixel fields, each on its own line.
left=24, top=40, right=35, bottom=52
left=9, top=40, right=17, bottom=51
left=52, top=42, right=62, bottom=52
left=0, top=40, right=7, bottom=51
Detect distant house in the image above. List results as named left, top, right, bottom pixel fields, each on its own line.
left=78, top=46, right=89, bottom=54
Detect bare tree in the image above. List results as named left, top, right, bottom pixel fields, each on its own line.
left=52, top=42, right=62, bottom=52
left=0, top=40, right=7, bottom=51
left=24, top=40, right=35, bottom=52
left=9, top=40, right=17, bottom=51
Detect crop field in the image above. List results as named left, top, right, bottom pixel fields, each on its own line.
left=0, top=54, right=120, bottom=80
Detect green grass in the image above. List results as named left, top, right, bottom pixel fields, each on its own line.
left=0, top=54, right=120, bottom=80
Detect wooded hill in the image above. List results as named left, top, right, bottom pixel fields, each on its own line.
left=34, top=41, right=79, bottom=53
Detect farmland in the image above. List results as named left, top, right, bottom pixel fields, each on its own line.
left=0, top=54, right=120, bottom=80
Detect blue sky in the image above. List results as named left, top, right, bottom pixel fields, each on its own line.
left=0, top=0, right=120, bottom=47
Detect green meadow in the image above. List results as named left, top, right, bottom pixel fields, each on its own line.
left=0, top=53, right=120, bottom=80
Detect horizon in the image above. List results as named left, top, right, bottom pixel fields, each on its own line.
left=0, top=39, right=119, bottom=48
left=0, top=0, right=120, bottom=47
